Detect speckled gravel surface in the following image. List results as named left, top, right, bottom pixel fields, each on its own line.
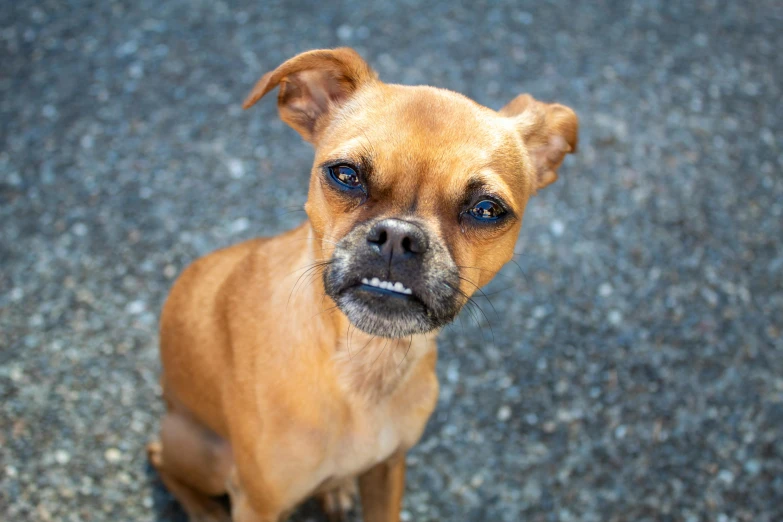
left=2, top=1, right=782, bottom=521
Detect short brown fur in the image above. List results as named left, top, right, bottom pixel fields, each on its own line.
left=150, top=48, right=578, bottom=521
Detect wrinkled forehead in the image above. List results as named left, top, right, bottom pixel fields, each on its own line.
left=318, top=85, right=532, bottom=206
left=325, top=85, right=511, bottom=157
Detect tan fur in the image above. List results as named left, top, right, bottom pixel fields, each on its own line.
left=150, top=48, right=578, bottom=522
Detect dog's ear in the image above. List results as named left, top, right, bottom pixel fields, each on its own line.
left=500, top=94, right=578, bottom=191
left=242, top=48, right=376, bottom=142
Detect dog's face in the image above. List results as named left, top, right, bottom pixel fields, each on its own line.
left=244, top=49, right=578, bottom=338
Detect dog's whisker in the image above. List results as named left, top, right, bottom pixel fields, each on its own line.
left=456, top=264, right=521, bottom=282
left=287, top=260, right=333, bottom=306
left=371, top=337, right=390, bottom=369
left=444, top=281, right=496, bottom=346
left=347, top=323, right=355, bottom=360
left=500, top=258, right=531, bottom=284
left=465, top=298, right=496, bottom=345
left=276, top=233, right=345, bottom=251
left=396, top=335, right=414, bottom=371
left=310, top=304, right=340, bottom=320
left=287, top=264, right=328, bottom=302
left=298, top=264, right=332, bottom=302
left=354, top=334, right=376, bottom=358
left=288, top=258, right=333, bottom=275
left=456, top=275, right=500, bottom=320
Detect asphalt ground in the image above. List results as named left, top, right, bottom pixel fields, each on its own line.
left=1, top=1, right=782, bottom=521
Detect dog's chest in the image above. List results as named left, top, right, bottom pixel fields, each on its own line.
left=315, top=336, right=438, bottom=482
left=325, top=371, right=437, bottom=482
left=331, top=404, right=406, bottom=475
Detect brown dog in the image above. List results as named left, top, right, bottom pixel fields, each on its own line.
left=148, top=48, right=578, bottom=522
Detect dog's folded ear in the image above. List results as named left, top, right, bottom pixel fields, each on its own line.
left=242, top=48, right=377, bottom=142
left=500, top=94, right=579, bottom=191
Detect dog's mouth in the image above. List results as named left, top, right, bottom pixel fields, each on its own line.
left=326, top=269, right=460, bottom=338
left=323, top=220, right=463, bottom=338
left=359, top=277, right=414, bottom=296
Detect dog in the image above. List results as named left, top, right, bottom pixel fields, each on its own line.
left=148, top=47, right=578, bottom=522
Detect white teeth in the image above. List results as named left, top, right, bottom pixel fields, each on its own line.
left=361, top=277, right=413, bottom=295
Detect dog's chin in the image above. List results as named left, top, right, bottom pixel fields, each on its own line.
left=334, top=285, right=447, bottom=338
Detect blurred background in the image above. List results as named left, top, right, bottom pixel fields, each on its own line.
left=2, top=1, right=782, bottom=521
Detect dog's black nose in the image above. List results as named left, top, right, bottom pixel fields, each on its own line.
left=367, top=219, right=429, bottom=259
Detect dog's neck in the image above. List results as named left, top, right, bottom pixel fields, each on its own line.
left=331, top=326, right=435, bottom=402
left=298, top=222, right=437, bottom=402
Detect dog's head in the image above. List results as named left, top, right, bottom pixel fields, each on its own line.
left=244, top=48, right=578, bottom=338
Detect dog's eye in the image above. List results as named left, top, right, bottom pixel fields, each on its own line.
left=468, top=200, right=506, bottom=221
left=328, top=165, right=362, bottom=189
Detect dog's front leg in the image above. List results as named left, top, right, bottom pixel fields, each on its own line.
left=358, top=453, right=406, bottom=522
left=226, top=466, right=284, bottom=522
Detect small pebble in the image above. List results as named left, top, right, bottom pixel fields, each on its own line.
left=336, top=24, right=353, bottom=41
left=72, top=223, right=88, bottom=236
left=532, top=306, right=547, bottom=319
left=163, top=264, right=177, bottom=278
left=550, top=220, right=565, bottom=237
left=228, top=158, right=245, bottom=179
left=54, top=450, right=71, bottom=465
left=104, top=448, right=122, bottom=463
left=608, top=310, right=623, bottom=325
left=744, top=460, right=761, bottom=476
left=9, top=366, right=23, bottom=382
left=229, top=217, right=250, bottom=234
left=717, top=470, right=734, bottom=485
left=41, top=104, right=57, bottom=118
left=126, top=300, right=146, bottom=314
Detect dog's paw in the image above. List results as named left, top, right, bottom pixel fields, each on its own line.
left=146, top=440, right=163, bottom=467
left=148, top=440, right=230, bottom=522
left=319, top=478, right=358, bottom=522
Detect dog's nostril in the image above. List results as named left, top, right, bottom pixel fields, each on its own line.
left=368, top=219, right=428, bottom=257
left=367, top=227, right=386, bottom=245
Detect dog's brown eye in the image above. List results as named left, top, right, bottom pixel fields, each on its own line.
left=468, top=200, right=505, bottom=221
left=328, top=165, right=362, bottom=189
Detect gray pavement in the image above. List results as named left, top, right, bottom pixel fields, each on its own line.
left=2, top=1, right=782, bottom=521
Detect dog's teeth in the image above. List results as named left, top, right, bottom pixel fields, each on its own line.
left=363, top=277, right=412, bottom=294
